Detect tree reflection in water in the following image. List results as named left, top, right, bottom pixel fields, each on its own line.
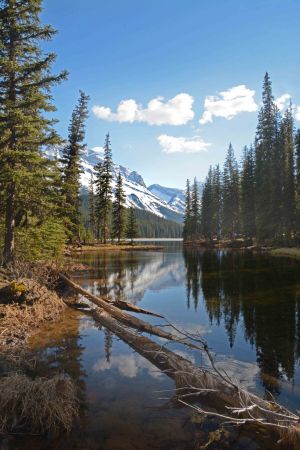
left=184, top=248, right=300, bottom=395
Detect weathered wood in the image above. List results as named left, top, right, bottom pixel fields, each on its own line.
left=59, top=273, right=196, bottom=348
left=113, top=299, right=163, bottom=318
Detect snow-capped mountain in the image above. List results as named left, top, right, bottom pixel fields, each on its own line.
left=148, top=182, right=204, bottom=215
left=148, top=184, right=186, bottom=215
left=46, top=146, right=183, bottom=222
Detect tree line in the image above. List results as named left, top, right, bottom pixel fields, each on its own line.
left=183, top=73, right=300, bottom=245
left=0, top=0, right=139, bottom=266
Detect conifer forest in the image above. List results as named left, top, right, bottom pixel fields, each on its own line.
left=0, top=1, right=300, bottom=450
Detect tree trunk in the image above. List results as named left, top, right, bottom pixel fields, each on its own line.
left=3, top=183, right=16, bottom=266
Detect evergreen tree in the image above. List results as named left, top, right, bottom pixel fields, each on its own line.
left=112, top=172, right=126, bottom=243
left=88, top=173, right=96, bottom=237
left=95, top=133, right=113, bottom=243
left=295, top=130, right=300, bottom=241
left=94, top=161, right=103, bottom=240
left=183, top=179, right=192, bottom=240
left=211, top=164, right=222, bottom=239
left=255, top=72, right=277, bottom=242
left=201, top=167, right=214, bottom=239
left=126, top=207, right=138, bottom=244
left=240, top=146, right=256, bottom=238
left=222, top=144, right=240, bottom=237
left=0, top=0, right=67, bottom=265
left=61, top=90, right=89, bottom=242
left=281, top=104, right=296, bottom=241
left=190, top=178, right=201, bottom=238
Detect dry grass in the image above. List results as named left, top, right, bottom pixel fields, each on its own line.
left=0, top=373, right=78, bottom=434
left=68, top=243, right=163, bottom=253
left=270, top=248, right=300, bottom=260
left=0, top=277, right=65, bottom=348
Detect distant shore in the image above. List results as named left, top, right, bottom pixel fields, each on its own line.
left=66, top=242, right=164, bottom=254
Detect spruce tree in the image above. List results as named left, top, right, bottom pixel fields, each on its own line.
left=88, top=173, right=96, bottom=237
left=281, top=104, right=296, bottom=241
left=126, top=207, right=138, bottom=244
left=182, top=179, right=192, bottom=241
left=95, top=134, right=113, bottom=243
left=0, top=0, right=67, bottom=265
left=112, top=172, right=126, bottom=243
left=255, top=73, right=277, bottom=242
left=201, top=167, right=214, bottom=239
left=211, top=165, right=222, bottom=239
left=191, top=178, right=201, bottom=238
left=94, top=161, right=103, bottom=240
left=222, top=144, right=240, bottom=238
left=240, top=146, right=256, bottom=238
left=295, top=130, right=300, bottom=241
left=61, top=91, right=89, bottom=242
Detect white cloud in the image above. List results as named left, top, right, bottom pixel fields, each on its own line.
left=93, top=354, right=164, bottom=379
left=199, top=85, right=258, bottom=124
left=296, top=106, right=300, bottom=121
left=92, top=93, right=194, bottom=126
left=275, top=93, right=291, bottom=111
left=158, top=134, right=211, bottom=154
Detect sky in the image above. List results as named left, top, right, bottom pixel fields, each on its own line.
left=42, top=0, right=300, bottom=189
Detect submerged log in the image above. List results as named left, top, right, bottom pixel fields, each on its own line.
left=59, top=273, right=196, bottom=348
left=91, top=306, right=300, bottom=447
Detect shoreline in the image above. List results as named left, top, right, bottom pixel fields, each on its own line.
left=66, top=243, right=164, bottom=254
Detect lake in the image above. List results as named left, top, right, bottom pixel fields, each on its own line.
left=8, top=241, right=300, bottom=449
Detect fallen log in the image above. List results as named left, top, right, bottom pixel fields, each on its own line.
left=59, top=273, right=196, bottom=348
left=113, top=298, right=163, bottom=318
left=91, top=306, right=300, bottom=448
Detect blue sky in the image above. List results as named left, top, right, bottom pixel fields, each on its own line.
left=42, top=0, right=300, bottom=188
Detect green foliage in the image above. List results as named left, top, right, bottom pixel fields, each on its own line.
left=0, top=0, right=67, bottom=265
left=61, top=91, right=89, bottom=242
left=0, top=218, right=66, bottom=262
left=112, top=172, right=126, bottom=242
left=240, top=146, right=256, bottom=237
left=222, top=143, right=240, bottom=237
left=126, top=207, right=138, bottom=243
left=95, top=133, right=113, bottom=243
left=185, top=72, right=299, bottom=245
left=133, top=208, right=183, bottom=238
left=183, top=179, right=192, bottom=240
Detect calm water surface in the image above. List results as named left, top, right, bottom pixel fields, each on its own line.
left=8, top=242, right=300, bottom=449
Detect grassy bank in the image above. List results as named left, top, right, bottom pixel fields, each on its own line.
left=270, top=248, right=300, bottom=260
left=68, top=243, right=164, bottom=253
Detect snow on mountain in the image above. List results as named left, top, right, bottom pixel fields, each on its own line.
left=45, top=146, right=183, bottom=222
left=148, top=183, right=203, bottom=215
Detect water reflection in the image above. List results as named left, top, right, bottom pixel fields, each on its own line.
left=184, top=248, right=300, bottom=395
left=78, top=245, right=300, bottom=399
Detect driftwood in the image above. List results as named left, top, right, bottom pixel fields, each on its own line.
left=61, top=273, right=300, bottom=448
left=91, top=306, right=300, bottom=448
left=59, top=273, right=197, bottom=348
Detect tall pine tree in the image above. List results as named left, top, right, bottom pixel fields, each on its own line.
left=88, top=173, right=96, bottom=237
left=61, top=90, right=89, bottom=242
left=182, top=179, right=192, bottom=241
left=126, top=207, right=138, bottom=244
left=222, top=144, right=240, bottom=238
left=190, top=177, right=201, bottom=238
left=112, top=172, right=126, bottom=243
left=0, top=0, right=67, bottom=265
left=201, top=167, right=214, bottom=239
left=95, top=133, right=113, bottom=243
left=255, top=72, right=277, bottom=242
left=281, top=104, right=296, bottom=241
left=240, top=146, right=256, bottom=238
